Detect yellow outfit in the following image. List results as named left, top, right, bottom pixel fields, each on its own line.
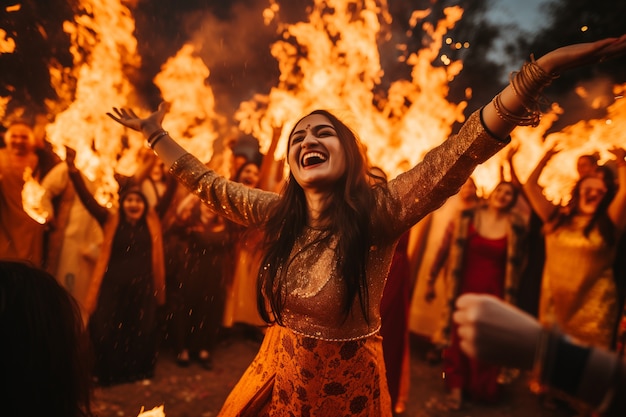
left=540, top=215, right=619, bottom=349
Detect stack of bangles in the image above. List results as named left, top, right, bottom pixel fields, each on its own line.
left=147, top=129, right=168, bottom=148
left=493, top=55, right=559, bottom=127
left=533, top=326, right=624, bottom=414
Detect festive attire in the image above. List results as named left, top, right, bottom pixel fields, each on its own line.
left=169, top=110, right=508, bottom=416
left=380, top=231, right=411, bottom=412
left=69, top=170, right=166, bottom=385
left=540, top=215, right=620, bottom=349
left=431, top=208, right=526, bottom=402
left=166, top=195, right=232, bottom=356
left=222, top=225, right=266, bottom=328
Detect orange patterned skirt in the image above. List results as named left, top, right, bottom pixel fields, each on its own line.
left=218, top=325, right=392, bottom=416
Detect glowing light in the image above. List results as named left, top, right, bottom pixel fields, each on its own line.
left=5, top=4, right=21, bottom=12
left=4, top=0, right=624, bottom=209
left=581, top=25, right=589, bottom=32
left=0, top=29, right=16, bottom=53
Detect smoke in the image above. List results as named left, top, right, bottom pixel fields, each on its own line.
left=190, top=1, right=281, bottom=121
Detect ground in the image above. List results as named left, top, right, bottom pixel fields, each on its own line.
left=92, top=333, right=574, bottom=417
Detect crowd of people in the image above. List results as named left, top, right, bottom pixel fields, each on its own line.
left=1, top=34, right=626, bottom=417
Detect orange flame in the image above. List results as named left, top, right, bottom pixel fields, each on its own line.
left=43, top=0, right=142, bottom=207
left=5, top=0, right=625, bottom=212
left=511, top=83, right=626, bottom=203
left=154, top=43, right=227, bottom=175
left=236, top=1, right=466, bottom=181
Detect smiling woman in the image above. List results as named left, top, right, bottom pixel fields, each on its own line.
left=62, top=152, right=171, bottom=386
left=424, top=181, right=526, bottom=410
left=106, top=34, right=626, bottom=416
left=523, top=145, right=626, bottom=350
left=287, top=112, right=347, bottom=192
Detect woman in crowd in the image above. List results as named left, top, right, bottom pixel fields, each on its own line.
left=523, top=145, right=626, bottom=350
left=425, top=181, right=527, bottom=410
left=66, top=150, right=170, bottom=385
left=108, top=36, right=626, bottom=416
left=408, top=176, right=479, bottom=362
left=167, top=191, right=232, bottom=368
left=0, top=120, right=48, bottom=266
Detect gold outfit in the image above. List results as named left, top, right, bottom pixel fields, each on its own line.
left=170, top=110, right=507, bottom=416
left=540, top=215, right=619, bottom=349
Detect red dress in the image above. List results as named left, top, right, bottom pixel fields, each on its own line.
left=443, top=224, right=507, bottom=402
left=380, top=232, right=411, bottom=410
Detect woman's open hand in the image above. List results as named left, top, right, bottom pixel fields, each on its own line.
left=536, top=34, right=626, bottom=75
left=107, top=101, right=171, bottom=136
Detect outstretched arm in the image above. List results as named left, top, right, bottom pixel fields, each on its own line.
left=258, top=125, right=286, bottom=192
left=107, top=36, right=626, bottom=171
left=480, top=36, right=626, bottom=140
left=107, top=102, right=186, bottom=169
left=522, top=144, right=560, bottom=223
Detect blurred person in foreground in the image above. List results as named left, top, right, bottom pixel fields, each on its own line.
left=0, top=260, right=94, bottom=417
left=454, top=293, right=626, bottom=416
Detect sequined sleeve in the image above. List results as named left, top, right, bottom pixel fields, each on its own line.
left=382, top=109, right=509, bottom=236
left=169, top=154, right=279, bottom=227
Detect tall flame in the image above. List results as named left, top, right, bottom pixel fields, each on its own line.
left=153, top=43, right=227, bottom=174
left=235, top=1, right=466, bottom=181
left=44, top=0, right=141, bottom=206
left=511, top=84, right=626, bottom=203
left=5, top=0, right=625, bottom=210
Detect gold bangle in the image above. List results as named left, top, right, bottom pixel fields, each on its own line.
left=508, top=55, right=557, bottom=116
left=492, top=93, right=541, bottom=127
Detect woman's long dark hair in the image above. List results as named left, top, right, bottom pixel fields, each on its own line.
left=257, top=110, right=379, bottom=325
left=546, top=168, right=617, bottom=245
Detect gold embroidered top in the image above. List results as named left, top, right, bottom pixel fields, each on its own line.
left=541, top=215, right=619, bottom=349
left=170, top=110, right=507, bottom=341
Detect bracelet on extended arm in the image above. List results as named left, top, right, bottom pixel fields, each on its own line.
left=149, top=131, right=169, bottom=148
left=492, top=93, right=541, bottom=127
left=508, top=55, right=558, bottom=120
left=147, top=129, right=168, bottom=144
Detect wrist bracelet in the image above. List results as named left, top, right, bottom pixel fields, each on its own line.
left=147, top=129, right=167, bottom=144
left=148, top=130, right=168, bottom=148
